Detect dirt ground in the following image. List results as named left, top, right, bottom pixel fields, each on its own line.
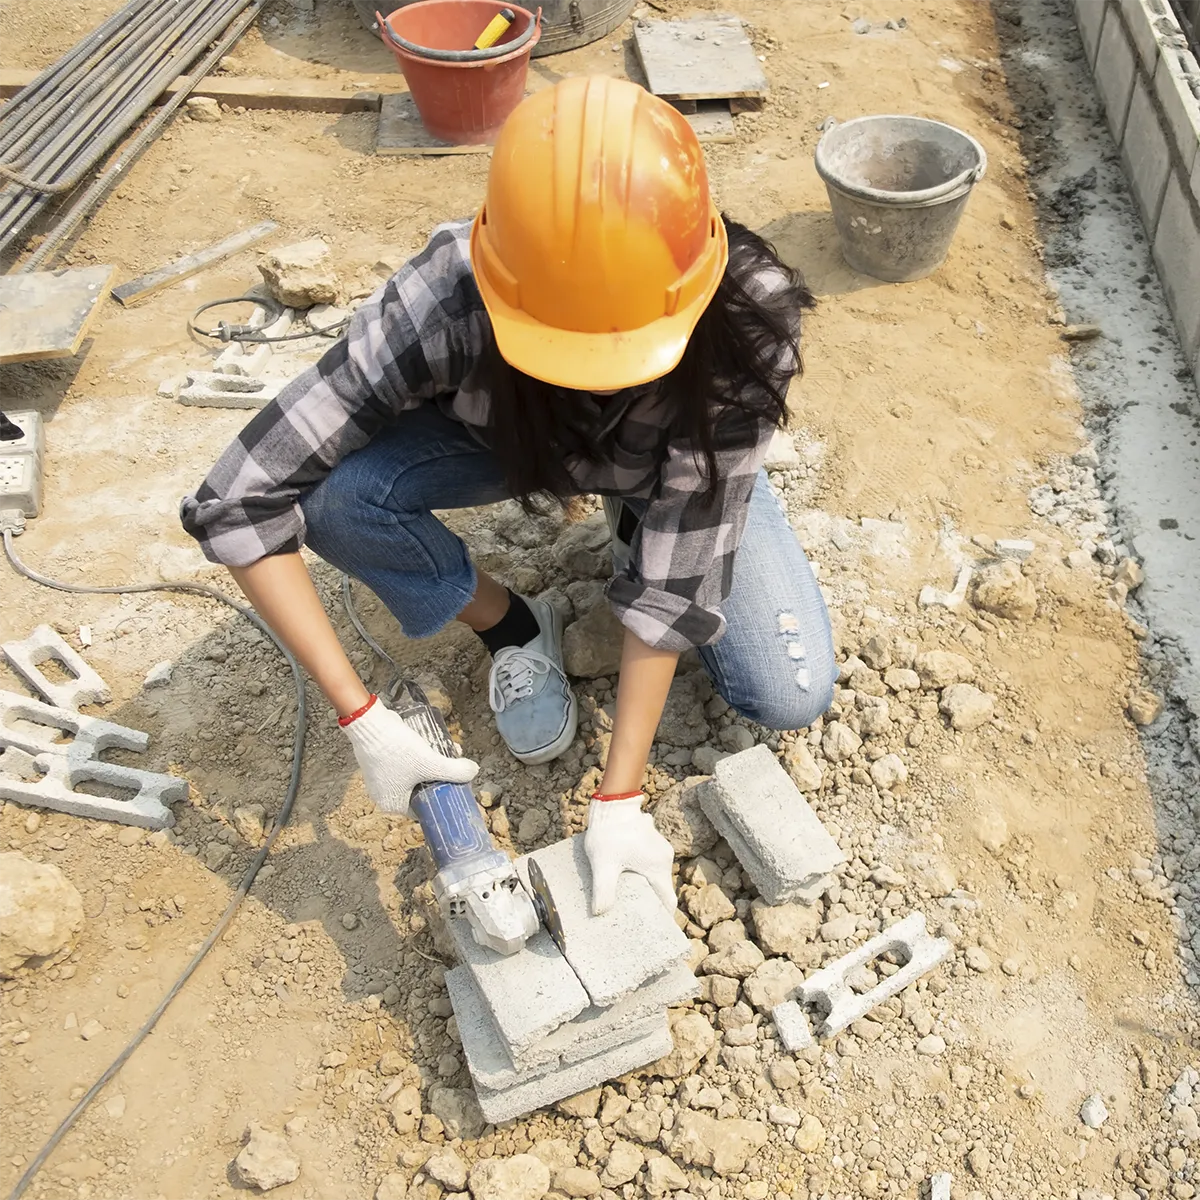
left=2, top=1, right=1198, bottom=1198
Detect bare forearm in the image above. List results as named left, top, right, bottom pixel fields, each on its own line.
left=601, top=630, right=680, bottom=795
left=229, top=553, right=370, bottom=718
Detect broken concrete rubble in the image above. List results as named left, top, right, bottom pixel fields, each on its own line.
left=258, top=238, right=339, bottom=307
left=2, top=625, right=111, bottom=710
left=697, top=745, right=845, bottom=905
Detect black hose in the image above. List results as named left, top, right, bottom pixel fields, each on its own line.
left=378, top=7, right=539, bottom=60
left=1, top=529, right=308, bottom=1200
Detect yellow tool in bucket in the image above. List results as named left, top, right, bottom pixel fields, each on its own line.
left=474, top=6, right=516, bottom=48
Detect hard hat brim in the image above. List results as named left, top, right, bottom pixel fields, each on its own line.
left=469, top=208, right=729, bottom=392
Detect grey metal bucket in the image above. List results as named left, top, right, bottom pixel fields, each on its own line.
left=815, top=115, right=987, bottom=283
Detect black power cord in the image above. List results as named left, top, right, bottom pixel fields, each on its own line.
left=188, top=295, right=350, bottom=344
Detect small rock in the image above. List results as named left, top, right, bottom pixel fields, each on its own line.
left=375, top=1173, right=409, bottom=1200
left=614, top=1109, right=661, bottom=1144
left=563, top=604, right=624, bottom=678
left=1127, top=688, right=1162, bottom=726
left=80, top=1018, right=104, bottom=1040
left=820, top=915, right=857, bottom=942
left=765, top=428, right=801, bottom=467
left=995, top=538, right=1035, bottom=560
left=767, top=1104, right=801, bottom=1127
left=869, top=753, right=907, bottom=790
left=769, top=1058, right=801, bottom=1089
left=186, top=96, right=221, bottom=122
left=469, top=1155, right=551, bottom=1200
left=750, top=899, right=820, bottom=959
left=1115, top=557, right=1144, bottom=590
left=259, top=239, right=338, bottom=308
left=142, top=661, right=174, bottom=689
left=557, top=1087, right=602, bottom=1119
left=0, top=852, right=84, bottom=977
left=940, top=683, right=994, bottom=731
left=852, top=16, right=870, bottom=32
left=1079, top=1093, right=1108, bottom=1128
left=653, top=779, right=719, bottom=857
left=653, top=1010, right=716, bottom=1077
left=645, top=1155, right=688, bottom=1195
left=966, top=1144, right=990, bottom=1177
left=667, top=1111, right=769, bottom=1176
left=688, top=883, right=736, bottom=929
left=965, top=946, right=992, bottom=972
left=914, top=651, right=975, bottom=689
left=341, top=912, right=360, bottom=931
left=555, top=1166, right=601, bottom=1198
left=702, top=940, right=765, bottom=978
left=690, top=745, right=726, bottom=775
left=721, top=725, right=755, bottom=753
left=793, top=1113, right=825, bottom=1153
left=883, top=667, right=920, bottom=692
left=600, top=1141, right=644, bottom=1187
left=782, top=740, right=823, bottom=791
left=389, top=1085, right=422, bottom=1134
left=283, top=1116, right=306, bottom=1136
left=517, top=807, right=551, bottom=844
left=428, top=1086, right=484, bottom=1140
left=975, top=810, right=1008, bottom=854
left=232, top=1124, right=300, bottom=1191
left=916, top=1035, right=946, bottom=1056
left=426, top=1149, right=468, bottom=1191
left=972, top=559, right=1037, bottom=621
left=743, top=957, right=805, bottom=1011
left=821, top=721, right=862, bottom=763
left=552, top=513, right=612, bottom=580
left=233, top=804, right=267, bottom=844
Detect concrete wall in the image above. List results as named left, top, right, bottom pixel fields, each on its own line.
left=1073, top=0, right=1200, bottom=390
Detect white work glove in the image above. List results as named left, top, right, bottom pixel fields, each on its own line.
left=340, top=696, right=478, bottom=816
left=583, top=796, right=676, bottom=917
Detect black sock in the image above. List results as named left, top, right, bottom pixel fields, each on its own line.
left=476, top=591, right=539, bottom=656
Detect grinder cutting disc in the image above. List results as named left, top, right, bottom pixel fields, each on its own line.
left=524, top=858, right=566, bottom=954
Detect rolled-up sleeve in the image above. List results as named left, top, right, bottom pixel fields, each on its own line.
left=180, top=220, right=487, bottom=567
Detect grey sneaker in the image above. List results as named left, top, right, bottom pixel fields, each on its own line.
left=602, top=496, right=633, bottom=576
left=487, top=596, right=578, bottom=765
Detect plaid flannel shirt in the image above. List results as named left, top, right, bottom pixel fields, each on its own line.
left=181, top=220, right=800, bottom=651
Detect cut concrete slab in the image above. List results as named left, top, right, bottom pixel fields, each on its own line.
left=0, top=689, right=149, bottom=759
left=449, top=911, right=589, bottom=1057
left=517, top=835, right=691, bottom=1007
left=697, top=746, right=845, bottom=905
left=2, top=625, right=111, bottom=711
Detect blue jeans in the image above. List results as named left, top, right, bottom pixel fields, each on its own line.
left=301, top=406, right=835, bottom=730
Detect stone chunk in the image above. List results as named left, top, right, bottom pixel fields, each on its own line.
left=517, top=836, right=689, bottom=1007
left=796, top=912, right=951, bottom=1038
left=2, top=625, right=111, bottom=710
left=820, top=720, right=861, bottom=762
left=552, top=513, right=612, bottom=580
left=913, top=650, right=975, bottom=689
left=972, top=559, right=1037, bottom=620
left=232, top=1124, right=300, bottom=1191
left=686, top=883, right=735, bottom=929
left=0, top=851, right=84, bottom=976
left=563, top=605, right=624, bottom=678
left=469, top=1155, right=551, bottom=1200
left=750, top=899, right=820, bottom=959
left=1080, top=1093, right=1109, bottom=1128
left=652, top=778, right=719, bottom=857
left=869, top=753, right=907, bottom=790
left=939, top=684, right=995, bottom=731
left=186, top=96, right=221, bottom=121
left=426, top=1149, right=468, bottom=1191
left=743, top=957, right=805, bottom=1012
left=697, top=746, right=846, bottom=905
left=1127, top=688, right=1163, bottom=726
left=258, top=239, right=339, bottom=308
left=665, top=1111, right=768, bottom=1177
left=781, top=740, right=822, bottom=791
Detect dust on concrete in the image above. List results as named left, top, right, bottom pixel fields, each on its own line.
left=3, top=0, right=1200, bottom=1197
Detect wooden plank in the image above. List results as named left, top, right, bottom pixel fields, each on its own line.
left=0, top=68, right=383, bottom=113
left=111, top=221, right=278, bottom=308
left=633, top=16, right=768, bottom=104
left=0, top=266, right=115, bottom=364
left=687, top=102, right=737, bottom=145
left=376, top=93, right=493, bottom=156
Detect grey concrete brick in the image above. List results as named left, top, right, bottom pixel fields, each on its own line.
left=771, top=1000, right=814, bottom=1052
left=177, top=372, right=283, bottom=409
left=1095, top=3, right=1138, bottom=140
left=2, top=625, right=111, bottom=710
left=1153, top=173, right=1200, bottom=360
left=449, top=909, right=589, bottom=1057
left=697, top=746, right=845, bottom=906
left=0, top=753, right=184, bottom=828
left=1118, top=0, right=1161, bottom=73
left=1121, top=78, right=1173, bottom=233
left=1154, top=47, right=1200, bottom=175
left=517, top=835, right=691, bottom=1008
left=474, top=1007, right=672, bottom=1125
left=1075, top=0, right=1109, bottom=69
left=0, top=690, right=149, bottom=759
left=796, top=912, right=951, bottom=1038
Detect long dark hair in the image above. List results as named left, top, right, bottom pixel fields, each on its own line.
left=484, top=216, right=815, bottom=509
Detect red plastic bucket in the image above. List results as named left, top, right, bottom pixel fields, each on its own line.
left=377, top=1, right=542, bottom=145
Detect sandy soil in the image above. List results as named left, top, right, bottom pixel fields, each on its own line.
left=2, top=1, right=1197, bottom=1199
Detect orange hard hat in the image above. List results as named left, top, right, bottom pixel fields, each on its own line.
left=470, top=75, right=728, bottom=391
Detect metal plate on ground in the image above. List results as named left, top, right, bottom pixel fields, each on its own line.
left=0, top=265, right=114, bottom=363
left=376, top=93, right=494, bottom=156
left=633, top=15, right=768, bottom=108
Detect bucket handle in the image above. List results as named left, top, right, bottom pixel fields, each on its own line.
left=377, top=6, right=542, bottom=60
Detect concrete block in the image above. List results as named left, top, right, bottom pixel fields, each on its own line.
left=0, top=752, right=184, bottom=828
left=796, top=912, right=951, bottom=1039
left=214, top=341, right=272, bottom=377
left=930, top=1173, right=952, bottom=1200
left=1095, top=4, right=1138, bottom=140
left=1118, top=0, right=1161, bottom=73
left=2, top=625, right=111, bottom=710
left=177, top=372, right=283, bottom=409
left=0, top=689, right=149, bottom=759
left=698, top=746, right=845, bottom=906
left=1154, top=47, right=1200, bottom=175
left=1193, top=139, right=1200, bottom=209
left=517, top=836, right=691, bottom=1008
left=771, top=1000, right=814, bottom=1052
left=1075, top=0, right=1109, bottom=69
left=0, top=454, right=42, bottom=518
left=1153, top=173, right=1200, bottom=360
left=995, top=538, right=1035, bottom=561
left=449, top=911, right=589, bottom=1058
left=447, top=962, right=692, bottom=1091
left=1121, top=78, right=1173, bottom=232
left=469, top=994, right=673, bottom=1125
